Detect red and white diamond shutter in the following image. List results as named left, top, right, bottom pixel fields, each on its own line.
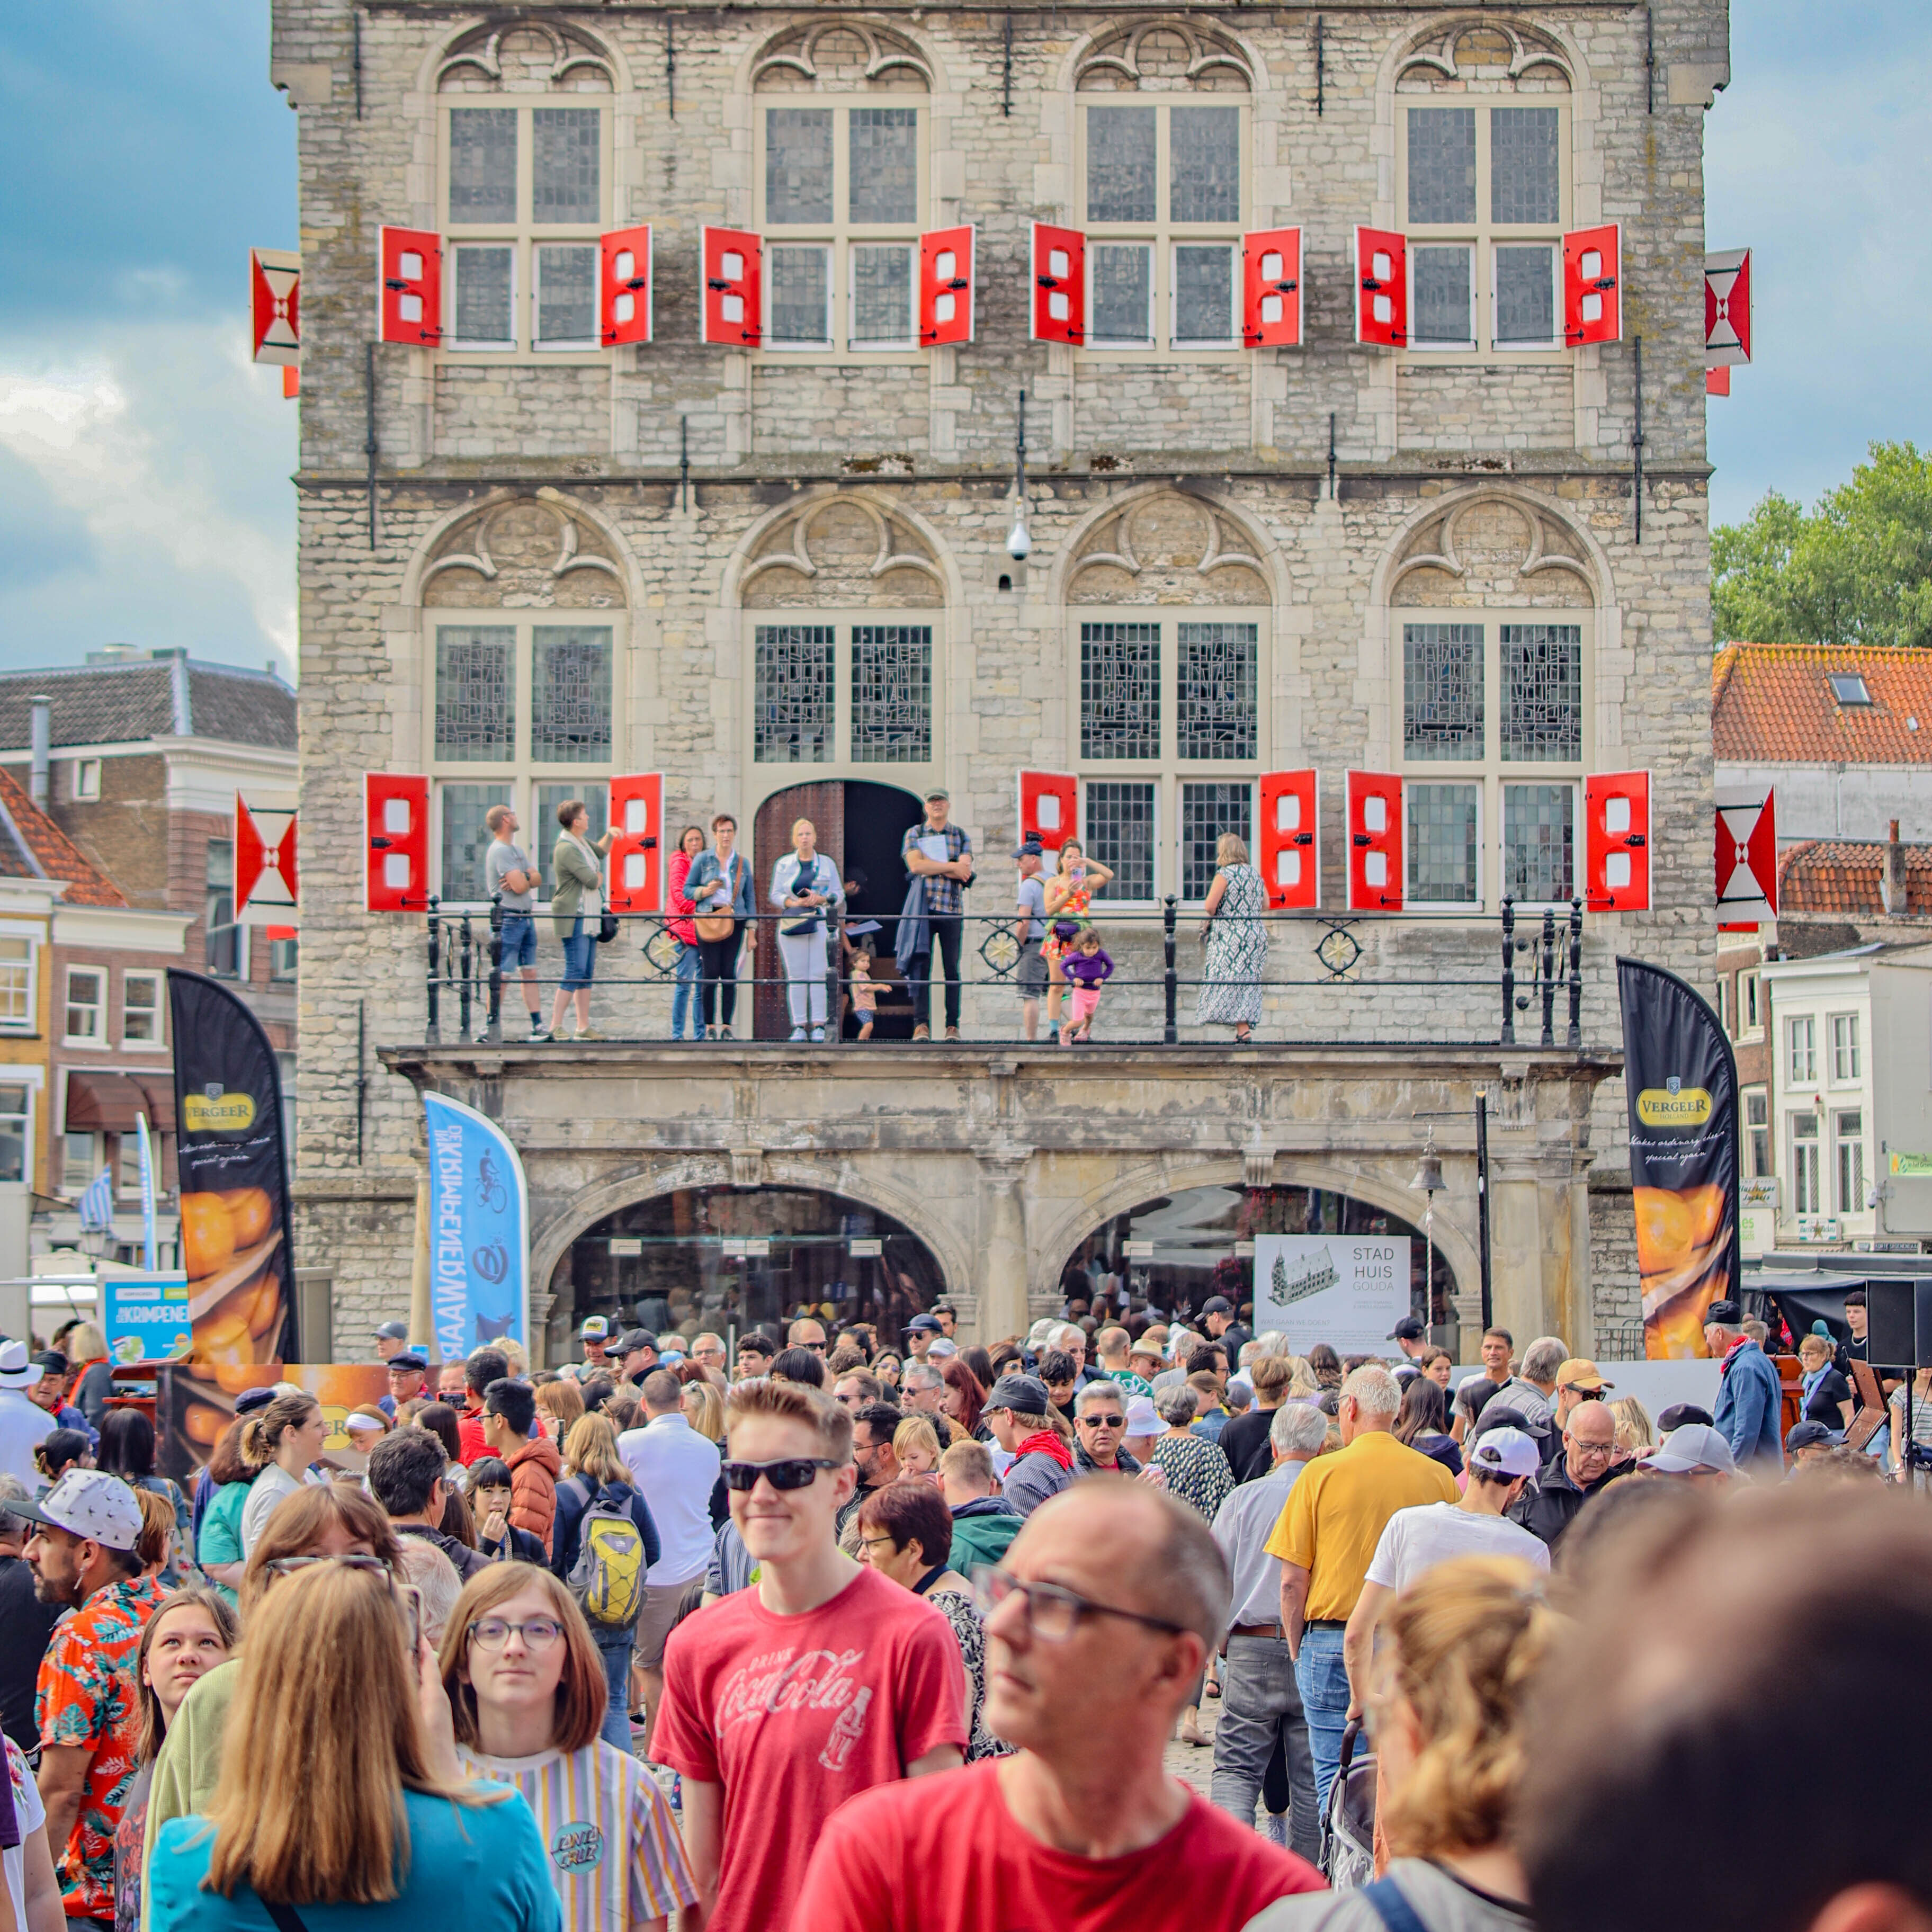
left=365, top=774, right=430, bottom=913
left=608, top=774, right=664, bottom=915
left=1714, top=785, right=1777, bottom=922
left=1032, top=224, right=1086, bottom=346
left=601, top=227, right=652, bottom=346
left=1562, top=225, right=1622, bottom=345
left=378, top=228, right=442, bottom=345
left=1346, top=772, right=1404, bottom=911
left=1242, top=229, right=1302, bottom=349
left=1258, top=770, right=1319, bottom=909
left=1018, top=771, right=1079, bottom=853
left=250, top=249, right=300, bottom=366
left=235, top=792, right=299, bottom=925
left=1585, top=771, right=1651, bottom=913
left=919, top=226, right=975, bottom=346
left=1705, top=248, right=1751, bottom=365
left=701, top=228, right=763, bottom=347
left=1356, top=228, right=1407, bottom=348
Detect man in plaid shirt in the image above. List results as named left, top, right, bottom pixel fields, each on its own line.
left=901, top=788, right=974, bottom=1039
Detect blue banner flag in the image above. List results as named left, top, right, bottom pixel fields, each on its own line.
left=135, top=1112, right=157, bottom=1273
left=423, top=1092, right=529, bottom=1361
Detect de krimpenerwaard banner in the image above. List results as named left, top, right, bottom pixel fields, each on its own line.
left=168, top=969, right=298, bottom=1365
left=1618, top=956, right=1741, bottom=1358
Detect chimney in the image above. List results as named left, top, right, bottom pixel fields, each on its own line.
left=1882, top=819, right=1908, bottom=915
left=28, top=696, right=50, bottom=811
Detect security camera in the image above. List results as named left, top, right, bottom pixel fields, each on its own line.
left=1005, top=516, right=1031, bottom=561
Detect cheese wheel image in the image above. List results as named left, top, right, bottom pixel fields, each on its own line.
left=1633, top=1184, right=1727, bottom=1277
left=180, top=1192, right=237, bottom=1279
left=221, top=1187, right=275, bottom=1249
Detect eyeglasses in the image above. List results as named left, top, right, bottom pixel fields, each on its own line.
left=721, top=1456, right=847, bottom=1492
left=971, top=1564, right=1188, bottom=1643
left=266, top=1554, right=389, bottom=1578
left=1568, top=1439, right=1616, bottom=1461
left=857, top=1534, right=899, bottom=1556
left=468, top=1615, right=564, bottom=1651
left=1076, top=1413, right=1126, bottom=1429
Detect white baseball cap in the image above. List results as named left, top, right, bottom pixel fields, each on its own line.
left=3, top=1468, right=142, bottom=1551
left=1645, top=1423, right=1738, bottom=1477
left=1468, top=1425, right=1542, bottom=1480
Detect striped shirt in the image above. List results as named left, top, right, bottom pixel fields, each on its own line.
left=458, top=1740, right=697, bottom=1930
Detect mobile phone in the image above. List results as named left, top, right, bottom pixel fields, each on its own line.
left=396, top=1582, right=423, bottom=1656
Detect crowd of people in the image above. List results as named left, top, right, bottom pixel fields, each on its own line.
left=0, top=1294, right=1928, bottom=1932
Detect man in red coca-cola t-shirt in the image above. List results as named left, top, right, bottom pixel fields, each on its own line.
left=653, top=1379, right=965, bottom=1932
left=791, top=1478, right=1325, bottom=1931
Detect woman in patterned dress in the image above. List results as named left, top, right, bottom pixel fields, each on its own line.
left=1196, top=831, right=1269, bottom=1042
left=1041, top=841, right=1113, bottom=1037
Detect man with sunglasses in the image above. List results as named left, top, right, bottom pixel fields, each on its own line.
left=1070, top=1382, right=1144, bottom=1477
left=792, top=1478, right=1322, bottom=1929
left=655, top=1379, right=964, bottom=1932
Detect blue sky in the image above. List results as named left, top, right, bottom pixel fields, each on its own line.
left=0, top=0, right=1920, bottom=678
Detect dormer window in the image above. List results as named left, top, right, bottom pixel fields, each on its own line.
left=1828, top=672, right=1872, bottom=706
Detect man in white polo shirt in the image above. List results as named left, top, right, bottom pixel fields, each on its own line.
left=619, top=1367, right=722, bottom=1755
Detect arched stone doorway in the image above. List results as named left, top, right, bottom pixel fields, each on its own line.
left=750, top=780, right=926, bottom=1039
left=1062, top=1180, right=1461, bottom=1353
left=558, top=1182, right=947, bottom=1348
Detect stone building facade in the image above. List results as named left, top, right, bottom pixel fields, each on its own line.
left=272, top=0, right=1728, bottom=1357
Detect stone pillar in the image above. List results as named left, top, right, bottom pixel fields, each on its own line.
left=1488, top=1163, right=1546, bottom=1347
left=978, top=1158, right=1029, bottom=1344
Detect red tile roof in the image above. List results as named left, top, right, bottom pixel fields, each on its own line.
left=1778, top=838, right=1932, bottom=918
left=0, top=767, right=126, bottom=907
left=1713, top=643, right=1932, bottom=764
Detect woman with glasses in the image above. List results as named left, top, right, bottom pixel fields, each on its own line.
left=444, top=1567, right=696, bottom=1929
left=147, top=1559, right=557, bottom=1932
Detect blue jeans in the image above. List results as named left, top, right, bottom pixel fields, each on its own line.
left=594, top=1623, right=634, bottom=1753
left=1293, top=1625, right=1352, bottom=1817
left=671, top=942, right=701, bottom=1038
left=560, top=915, right=596, bottom=991
left=498, top=914, right=538, bottom=970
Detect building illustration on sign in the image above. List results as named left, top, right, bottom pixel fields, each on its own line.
left=1268, top=1248, right=1340, bottom=1310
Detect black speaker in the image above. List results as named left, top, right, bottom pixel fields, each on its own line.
left=1863, top=1277, right=1932, bottom=1370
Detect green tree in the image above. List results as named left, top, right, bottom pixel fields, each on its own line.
left=1713, top=441, right=1932, bottom=649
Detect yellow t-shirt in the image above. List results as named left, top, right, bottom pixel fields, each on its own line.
left=1263, top=1429, right=1460, bottom=1622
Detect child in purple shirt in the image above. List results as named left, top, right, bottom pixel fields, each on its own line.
left=1059, top=926, right=1114, bottom=1043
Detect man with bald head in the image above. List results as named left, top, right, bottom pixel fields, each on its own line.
left=1507, top=1394, right=1625, bottom=1550
left=793, top=1479, right=1321, bottom=1929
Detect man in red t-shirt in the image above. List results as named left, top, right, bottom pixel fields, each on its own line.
left=653, top=1378, right=966, bottom=1932
left=453, top=1344, right=508, bottom=1465
left=791, top=1477, right=1326, bottom=1931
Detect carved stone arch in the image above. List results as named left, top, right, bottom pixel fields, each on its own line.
left=722, top=487, right=963, bottom=612
left=400, top=489, right=642, bottom=613
left=744, top=16, right=940, bottom=95
left=1391, top=15, right=1573, bottom=92
left=426, top=15, right=626, bottom=94
left=1045, top=485, right=1286, bottom=611
left=1071, top=17, right=1258, bottom=93
left=1375, top=485, right=1606, bottom=613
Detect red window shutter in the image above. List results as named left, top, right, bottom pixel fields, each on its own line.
left=1017, top=771, right=1079, bottom=852
left=918, top=226, right=975, bottom=347
left=1032, top=223, right=1086, bottom=345
left=1706, top=366, right=1731, bottom=396
left=1705, top=247, right=1751, bottom=365
left=1242, top=229, right=1302, bottom=349
left=607, top=773, right=664, bottom=915
left=378, top=227, right=442, bottom=345
left=365, top=774, right=430, bottom=912
left=1562, top=224, right=1622, bottom=345
left=1258, top=770, right=1319, bottom=909
left=249, top=248, right=300, bottom=366
left=701, top=228, right=762, bottom=347
left=1346, top=772, right=1404, bottom=911
left=235, top=793, right=299, bottom=922
left=601, top=226, right=652, bottom=346
left=1356, top=227, right=1407, bottom=348
left=1585, top=772, right=1651, bottom=912
left=1715, top=785, right=1777, bottom=920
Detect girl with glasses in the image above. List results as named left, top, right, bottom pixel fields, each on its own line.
left=443, top=1567, right=696, bottom=1931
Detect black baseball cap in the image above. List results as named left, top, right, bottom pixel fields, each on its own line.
left=1703, top=1300, right=1743, bottom=1327
left=1013, top=839, right=1043, bottom=858
left=1201, top=1296, right=1233, bottom=1316
left=619, top=1329, right=658, bottom=1353
left=1785, top=1419, right=1837, bottom=1452
left=1387, top=1316, right=1427, bottom=1341
left=907, top=1314, right=944, bottom=1335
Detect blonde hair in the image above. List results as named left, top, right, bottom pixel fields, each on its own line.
left=791, top=817, right=816, bottom=840
left=1797, top=1334, right=1833, bottom=1365
left=1216, top=831, right=1250, bottom=866
left=135, top=1486, right=176, bottom=1571
left=892, top=1416, right=941, bottom=1468
left=726, top=1378, right=852, bottom=1457
left=1372, top=1557, right=1558, bottom=1859
left=535, top=1378, right=585, bottom=1436
left=202, top=1561, right=493, bottom=1904
left=682, top=1380, right=724, bottom=1443
left=498, top=1339, right=530, bottom=1379
left=939, top=1437, right=994, bottom=1489
left=68, top=1321, right=108, bottom=1363
left=1608, top=1394, right=1654, bottom=1452
left=562, top=1412, right=628, bottom=1487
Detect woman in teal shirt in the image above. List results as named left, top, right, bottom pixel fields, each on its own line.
left=193, top=1420, right=263, bottom=1606
left=147, top=1557, right=559, bottom=1932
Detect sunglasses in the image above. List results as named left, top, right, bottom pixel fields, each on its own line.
left=721, top=1455, right=847, bottom=1492
left=1077, top=1413, right=1126, bottom=1429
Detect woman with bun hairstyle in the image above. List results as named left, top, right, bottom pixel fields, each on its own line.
left=236, top=1393, right=327, bottom=1559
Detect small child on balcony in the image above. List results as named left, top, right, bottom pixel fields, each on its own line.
left=848, top=945, right=879, bottom=1041
left=1058, top=924, right=1114, bottom=1045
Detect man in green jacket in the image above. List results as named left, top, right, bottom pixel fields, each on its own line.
left=941, top=1438, right=1023, bottom=1574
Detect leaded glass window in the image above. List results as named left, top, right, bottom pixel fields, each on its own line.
left=755, top=625, right=835, bottom=763
left=1092, top=245, right=1153, bottom=344
left=531, top=627, right=612, bottom=764
left=1081, top=623, right=1161, bottom=759
left=850, top=108, right=918, bottom=225
left=851, top=625, right=932, bottom=763
left=450, top=109, right=516, bottom=223
left=770, top=246, right=832, bottom=345
left=1504, top=784, right=1574, bottom=900
left=1491, top=109, right=1560, bottom=225
left=1177, top=622, right=1257, bottom=759
left=1086, top=782, right=1156, bottom=900
left=535, top=783, right=609, bottom=890
left=532, top=108, right=600, bottom=222
left=1495, top=246, right=1554, bottom=346
left=1407, top=109, right=1476, bottom=225
left=1500, top=624, right=1582, bottom=762
left=1087, top=106, right=1158, bottom=223
left=1403, top=624, right=1483, bottom=761
left=534, top=244, right=597, bottom=347
left=1182, top=782, right=1253, bottom=900
left=1170, top=107, right=1240, bottom=223
left=452, top=246, right=514, bottom=348
left=1413, top=247, right=1473, bottom=346
left=441, top=782, right=512, bottom=902
left=851, top=245, right=914, bottom=346
left=766, top=109, right=834, bottom=225
left=1408, top=783, right=1479, bottom=905
left=435, top=627, right=515, bottom=762
left=1173, top=246, right=1236, bottom=345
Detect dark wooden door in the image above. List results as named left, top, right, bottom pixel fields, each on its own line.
left=751, top=782, right=845, bottom=1039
